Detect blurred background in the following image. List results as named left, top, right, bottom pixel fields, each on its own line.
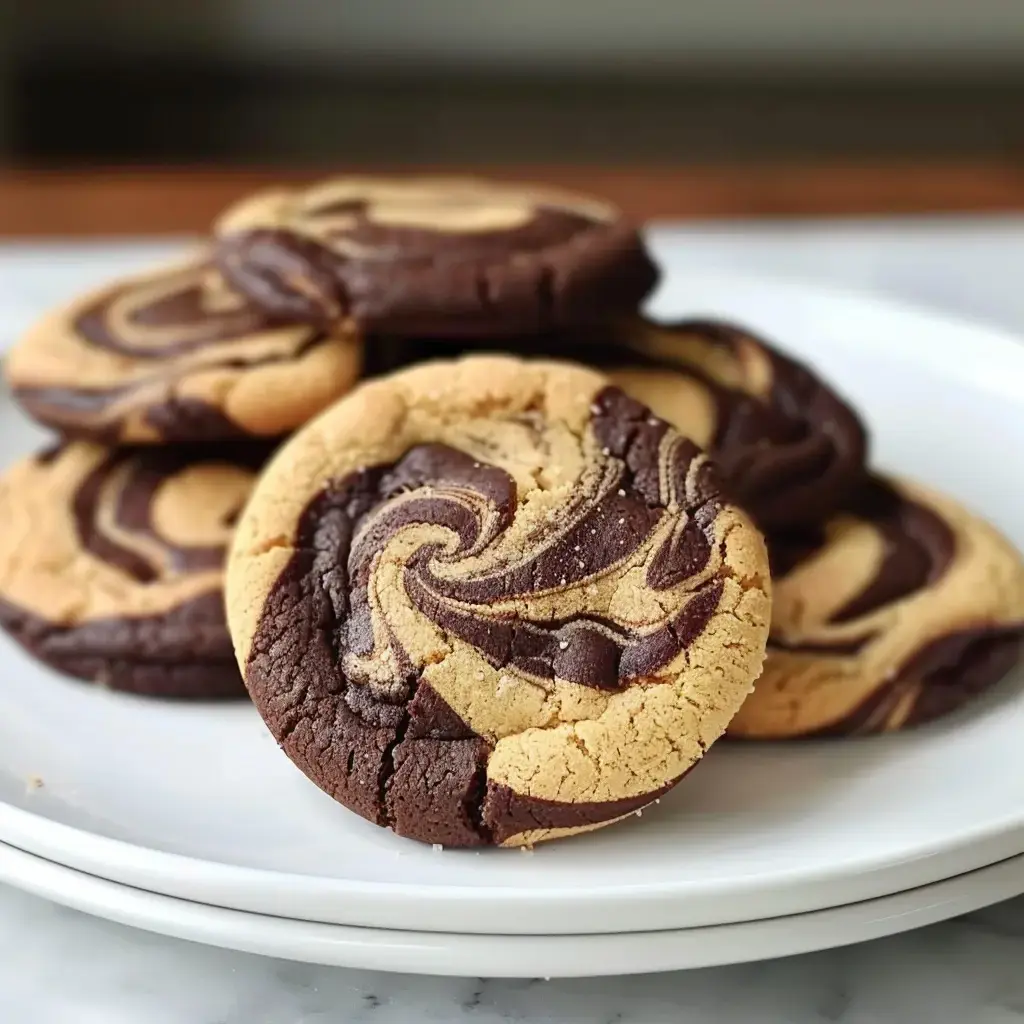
left=7, top=0, right=1024, bottom=166
left=4, top=2, right=1024, bottom=235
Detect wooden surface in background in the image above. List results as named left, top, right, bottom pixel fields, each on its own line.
left=3, top=163, right=1024, bottom=234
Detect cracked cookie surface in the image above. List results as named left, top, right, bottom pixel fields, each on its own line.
left=227, top=355, right=771, bottom=846
left=5, top=255, right=361, bottom=443
left=730, top=477, right=1024, bottom=737
left=214, top=177, right=659, bottom=338
left=0, top=442, right=265, bottom=698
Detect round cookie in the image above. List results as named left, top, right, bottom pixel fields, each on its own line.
left=0, top=442, right=264, bottom=699
left=606, top=319, right=868, bottom=530
left=730, top=477, right=1024, bottom=738
left=5, top=255, right=361, bottom=444
left=214, top=177, right=660, bottom=337
left=227, top=355, right=771, bottom=848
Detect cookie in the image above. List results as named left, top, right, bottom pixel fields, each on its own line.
left=5, top=256, right=361, bottom=444
left=605, top=319, right=868, bottom=530
left=0, top=442, right=264, bottom=699
left=214, top=177, right=660, bottom=338
left=729, top=477, right=1024, bottom=738
left=227, top=355, right=770, bottom=847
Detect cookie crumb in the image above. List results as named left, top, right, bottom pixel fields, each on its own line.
left=25, top=775, right=44, bottom=791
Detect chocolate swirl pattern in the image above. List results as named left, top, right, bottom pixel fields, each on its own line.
left=6, top=256, right=361, bottom=443
left=214, top=177, right=659, bottom=337
left=0, top=442, right=263, bottom=699
left=228, top=356, right=770, bottom=847
left=372, top=318, right=868, bottom=530
left=606, top=319, right=869, bottom=530
left=729, top=478, right=1024, bottom=737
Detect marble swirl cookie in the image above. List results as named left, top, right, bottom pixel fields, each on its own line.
left=0, top=442, right=265, bottom=699
left=5, top=255, right=361, bottom=444
left=226, top=356, right=771, bottom=848
left=213, top=177, right=660, bottom=338
left=606, top=319, right=868, bottom=531
left=729, top=477, right=1024, bottom=738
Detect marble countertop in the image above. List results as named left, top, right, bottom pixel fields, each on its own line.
left=4, top=215, right=1024, bottom=1022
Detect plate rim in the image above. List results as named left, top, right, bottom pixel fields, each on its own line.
left=2, top=839, right=1022, bottom=977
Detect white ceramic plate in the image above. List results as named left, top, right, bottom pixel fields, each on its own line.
left=2, top=840, right=1023, bottom=977
left=2, top=266, right=1024, bottom=936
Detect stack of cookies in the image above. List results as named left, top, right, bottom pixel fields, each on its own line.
left=0, top=237, right=363, bottom=698
left=2, top=177, right=1023, bottom=849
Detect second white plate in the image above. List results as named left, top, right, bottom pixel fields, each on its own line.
left=2, top=263, right=1024, bottom=936
left=2, top=841, right=1022, bottom=977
